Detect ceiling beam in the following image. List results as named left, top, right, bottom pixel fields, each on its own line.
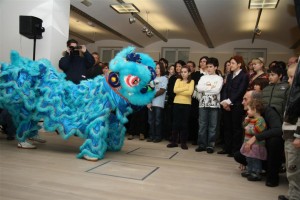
left=252, top=9, right=262, bottom=44
left=69, top=30, right=95, bottom=43
left=183, top=0, right=214, bottom=48
left=70, top=5, right=143, bottom=48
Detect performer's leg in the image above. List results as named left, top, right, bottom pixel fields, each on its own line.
left=106, top=114, right=126, bottom=151
left=77, top=117, right=109, bottom=161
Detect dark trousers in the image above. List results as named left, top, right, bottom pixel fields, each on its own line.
left=164, top=104, right=173, bottom=140
left=172, top=104, right=191, bottom=144
left=189, top=98, right=199, bottom=143
left=234, top=136, right=284, bottom=184
left=222, top=104, right=245, bottom=154
left=127, top=107, right=148, bottom=136
left=0, top=109, right=16, bottom=137
left=265, top=136, right=284, bottom=183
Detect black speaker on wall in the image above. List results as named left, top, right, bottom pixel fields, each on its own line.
left=19, top=16, right=45, bottom=39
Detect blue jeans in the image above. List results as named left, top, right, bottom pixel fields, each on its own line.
left=246, top=157, right=262, bottom=173
left=198, top=107, right=219, bottom=148
left=148, top=106, right=163, bottom=140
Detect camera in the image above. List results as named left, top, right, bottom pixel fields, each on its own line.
left=69, top=45, right=82, bottom=51
left=68, top=45, right=82, bottom=56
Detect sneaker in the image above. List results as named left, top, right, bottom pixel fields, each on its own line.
left=17, top=141, right=36, bottom=149
left=247, top=173, right=262, bottom=181
left=127, top=135, right=134, bottom=140
left=206, top=147, right=214, bottom=154
left=83, top=155, right=98, bottom=161
left=195, top=146, right=206, bottom=152
left=29, top=135, right=46, bottom=143
left=241, top=171, right=251, bottom=178
left=139, top=133, right=145, bottom=140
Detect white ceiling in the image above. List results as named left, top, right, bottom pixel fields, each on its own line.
left=69, top=0, right=300, bottom=49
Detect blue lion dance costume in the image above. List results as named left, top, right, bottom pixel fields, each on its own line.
left=0, top=46, right=156, bottom=161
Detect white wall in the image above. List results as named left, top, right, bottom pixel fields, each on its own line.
left=0, top=0, right=70, bottom=67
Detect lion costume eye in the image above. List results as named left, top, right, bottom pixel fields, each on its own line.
left=124, top=75, right=140, bottom=87
left=108, top=72, right=120, bottom=88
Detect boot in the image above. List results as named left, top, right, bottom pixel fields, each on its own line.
left=180, top=131, right=188, bottom=150
left=167, top=131, right=178, bottom=148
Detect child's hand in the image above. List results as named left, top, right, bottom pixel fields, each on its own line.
left=293, top=138, right=300, bottom=148
left=221, top=102, right=230, bottom=111
left=244, top=136, right=256, bottom=152
left=147, top=103, right=152, bottom=111
left=239, top=164, right=246, bottom=171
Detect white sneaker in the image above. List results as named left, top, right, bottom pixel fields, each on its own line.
left=83, top=155, right=98, bottom=161
left=18, top=141, right=36, bottom=149
left=29, top=135, right=46, bottom=143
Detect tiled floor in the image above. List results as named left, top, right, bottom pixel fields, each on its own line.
left=127, top=147, right=178, bottom=159
left=87, top=160, right=159, bottom=180
left=0, top=132, right=289, bottom=200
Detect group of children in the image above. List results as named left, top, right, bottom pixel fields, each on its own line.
left=127, top=55, right=299, bottom=191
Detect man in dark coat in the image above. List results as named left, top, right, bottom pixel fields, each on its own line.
left=234, top=90, right=284, bottom=187
left=59, top=39, right=94, bottom=84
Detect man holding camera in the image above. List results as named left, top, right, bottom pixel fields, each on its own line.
left=59, top=39, right=94, bottom=84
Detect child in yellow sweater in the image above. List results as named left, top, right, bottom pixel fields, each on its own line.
left=167, top=65, right=194, bottom=149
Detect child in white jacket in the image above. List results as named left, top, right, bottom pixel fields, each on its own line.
left=195, top=57, right=223, bottom=153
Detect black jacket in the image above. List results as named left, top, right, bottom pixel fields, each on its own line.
left=221, top=70, right=249, bottom=105
left=59, top=51, right=94, bottom=84
left=256, top=106, right=283, bottom=141
left=86, top=63, right=103, bottom=79
left=284, top=62, right=300, bottom=123
left=167, top=74, right=179, bottom=105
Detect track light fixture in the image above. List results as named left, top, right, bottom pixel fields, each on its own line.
left=142, top=26, right=148, bottom=32
left=129, top=16, right=136, bottom=24
left=141, top=26, right=153, bottom=38
left=254, top=27, right=262, bottom=36
left=146, top=30, right=153, bottom=37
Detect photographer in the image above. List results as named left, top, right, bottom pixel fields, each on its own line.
left=59, top=39, right=94, bottom=84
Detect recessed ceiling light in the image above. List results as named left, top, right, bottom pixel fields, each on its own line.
left=87, top=21, right=95, bottom=27
left=248, top=0, right=279, bottom=9
left=110, top=3, right=140, bottom=14
left=81, top=0, right=92, bottom=7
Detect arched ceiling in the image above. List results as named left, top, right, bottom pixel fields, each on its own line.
left=70, top=0, right=300, bottom=49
